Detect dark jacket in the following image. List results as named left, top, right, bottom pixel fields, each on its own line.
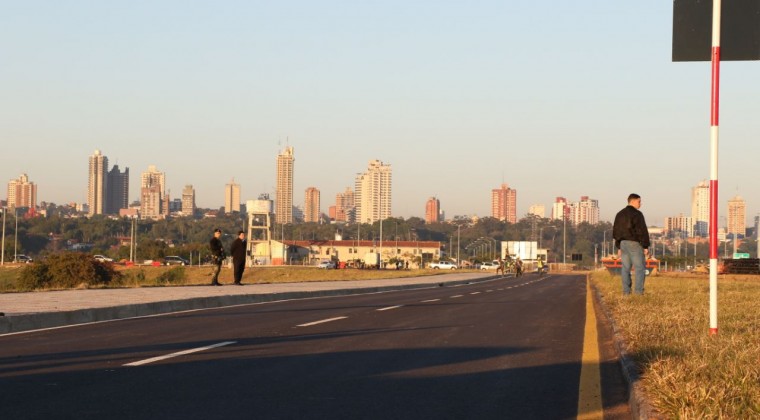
left=230, top=238, right=246, bottom=262
left=210, top=236, right=225, bottom=263
left=613, top=205, right=650, bottom=249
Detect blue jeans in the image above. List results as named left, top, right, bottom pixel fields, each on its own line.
left=620, top=240, right=646, bottom=295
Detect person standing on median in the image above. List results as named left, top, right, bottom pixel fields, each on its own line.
left=613, top=193, right=651, bottom=295
left=230, top=230, right=247, bottom=285
left=209, top=228, right=225, bottom=286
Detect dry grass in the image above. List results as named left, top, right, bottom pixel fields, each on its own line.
left=0, top=264, right=457, bottom=291
left=592, top=271, right=760, bottom=419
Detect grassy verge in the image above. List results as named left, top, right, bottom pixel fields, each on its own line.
left=591, top=271, right=760, bottom=418
left=0, top=264, right=462, bottom=292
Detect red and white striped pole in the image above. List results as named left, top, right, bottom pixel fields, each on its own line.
left=709, top=0, right=721, bottom=336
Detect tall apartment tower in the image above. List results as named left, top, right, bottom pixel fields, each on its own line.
left=691, top=180, right=710, bottom=237
left=276, top=146, right=295, bottom=224
left=225, top=179, right=241, bottom=213
left=355, top=160, right=392, bottom=224
left=106, top=165, right=129, bottom=214
left=88, top=149, right=108, bottom=216
left=425, top=197, right=442, bottom=224
left=181, top=185, right=196, bottom=216
left=304, top=187, right=320, bottom=223
left=551, top=197, right=569, bottom=221
left=569, top=196, right=600, bottom=225
left=140, top=165, right=167, bottom=219
left=528, top=204, right=546, bottom=218
left=727, top=195, right=746, bottom=238
left=491, top=183, right=517, bottom=223
left=665, top=214, right=694, bottom=237
left=6, top=173, right=37, bottom=209
left=335, top=187, right=355, bottom=223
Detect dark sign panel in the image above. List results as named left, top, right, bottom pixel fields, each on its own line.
left=673, top=0, right=760, bottom=61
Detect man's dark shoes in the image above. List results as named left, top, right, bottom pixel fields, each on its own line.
left=211, top=282, right=222, bottom=286
left=234, top=282, right=243, bottom=286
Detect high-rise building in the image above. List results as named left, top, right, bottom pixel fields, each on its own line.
left=569, top=196, right=599, bottom=225
left=425, top=197, right=442, bottom=224
left=304, top=187, right=320, bottom=223
left=335, top=187, right=355, bottom=223
left=727, top=195, right=746, bottom=238
left=355, top=160, right=392, bottom=224
left=491, top=183, right=517, bottom=223
left=551, top=197, right=569, bottom=220
left=106, top=165, right=129, bottom=215
left=528, top=204, right=546, bottom=219
left=88, top=150, right=108, bottom=216
left=691, top=180, right=710, bottom=237
left=140, top=165, right=167, bottom=219
left=665, top=213, right=694, bottom=238
left=6, top=173, right=37, bottom=209
left=225, top=179, right=241, bottom=213
left=276, top=146, right=295, bottom=224
left=181, top=185, right=196, bottom=216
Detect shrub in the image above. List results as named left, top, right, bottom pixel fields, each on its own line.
left=156, top=266, right=186, bottom=285
left=17, top=252, right=121, bottom=290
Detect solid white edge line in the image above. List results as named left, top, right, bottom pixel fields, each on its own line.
left=377, top=305, right=402, bottom=311
left=124, top=341, right=236, bottom=367
left=297, top=316, right=348, bottom=327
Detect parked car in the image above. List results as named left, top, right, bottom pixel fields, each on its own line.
left=163, top=256, right=190, bottom=266
left=479, top=261, right=498, bottom=270
left=14, top=255, right=33, bottom=264
left=317, top=260, right=336, bottom=269
left=93, top=255, right=113, bottom=263
left=429, top=261, right=458, bottom=270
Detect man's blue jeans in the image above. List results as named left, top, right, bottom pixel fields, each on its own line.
left=620, top=240, right=646, bottom=295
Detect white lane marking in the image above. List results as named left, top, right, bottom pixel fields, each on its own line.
left=124, top=341, right=236, bottom=367
left=297, top=316, right=348, bottom=327
left=450, top=295, right=464, bottom=298
left=421, top=299, right=440, bottom=303
left=377, top=305, right=402, bottom=311
left=486, top=290, right=494, bottom=293
left=470, top=292, right=481, bottom=295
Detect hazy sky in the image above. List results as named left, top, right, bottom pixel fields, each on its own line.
left=2, top=1, right=759, bottom=225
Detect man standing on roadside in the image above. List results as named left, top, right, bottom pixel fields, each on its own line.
left=209, top=228, right=225, bottom=286
left=230, top=230, right=247, bottom=285
left=613, top=193, right=651, bottom=295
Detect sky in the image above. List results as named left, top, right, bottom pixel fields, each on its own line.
left=2, top=1, right=759, bottom=225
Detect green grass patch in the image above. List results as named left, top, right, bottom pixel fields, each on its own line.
left=591, top=271, right=760, bottom=418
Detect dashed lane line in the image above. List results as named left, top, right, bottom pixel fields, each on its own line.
left=450, top=295, right=464, bottom=298
left=377, top=305, right=403, bottom=311
left=297, top=316, right=348, bottom=327
left=421, top=299, right=440, bottom=303
left=470, top=292, right=481, bottom=295
left=124, top=341, right=237, bottom=367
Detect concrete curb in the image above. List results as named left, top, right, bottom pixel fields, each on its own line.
left=0, top=275, right=500, bottom=335
left=589, top=278, right=663, bottom=420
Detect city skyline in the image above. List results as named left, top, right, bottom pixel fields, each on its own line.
left=3, top=2, right=759, bottom=224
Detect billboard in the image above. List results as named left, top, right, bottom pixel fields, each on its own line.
left=502, top=241, right=538, bottom=260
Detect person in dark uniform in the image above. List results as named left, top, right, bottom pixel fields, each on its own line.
left=230, top=230, right=247, bottom=285
left=209, top=228, right=225, bottom=286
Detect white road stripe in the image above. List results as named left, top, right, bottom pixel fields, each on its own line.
left=486, top=290, right=494, bottom=293
left=297, top=316, right=348, bottom=327
left=421, top=299, right=440, bottom=303
left=124, top=341, right=236, bottom=367
left=470, top=292, right=481, bottom=295
left=377, top=305, right=402, bottom=311
left=450, top=295, right=464, bottom=298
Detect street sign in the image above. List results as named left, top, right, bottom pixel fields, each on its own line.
left=733, top=252, right=750, bottom=259
left=673, top=0, right=760, bottom=61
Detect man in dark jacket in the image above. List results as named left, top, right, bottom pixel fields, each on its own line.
left=209, top=228, right=225, bottom=286
left=230, top=230, right=247, bottom=285
left=613, top=193, right=651, bottom=295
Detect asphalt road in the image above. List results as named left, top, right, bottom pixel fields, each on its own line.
left=0, top=273, right=629, bottom=419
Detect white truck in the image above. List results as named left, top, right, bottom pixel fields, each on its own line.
left=363, top=252, right=380, bottom=268
left=429, top=260, right=458, bottom=270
